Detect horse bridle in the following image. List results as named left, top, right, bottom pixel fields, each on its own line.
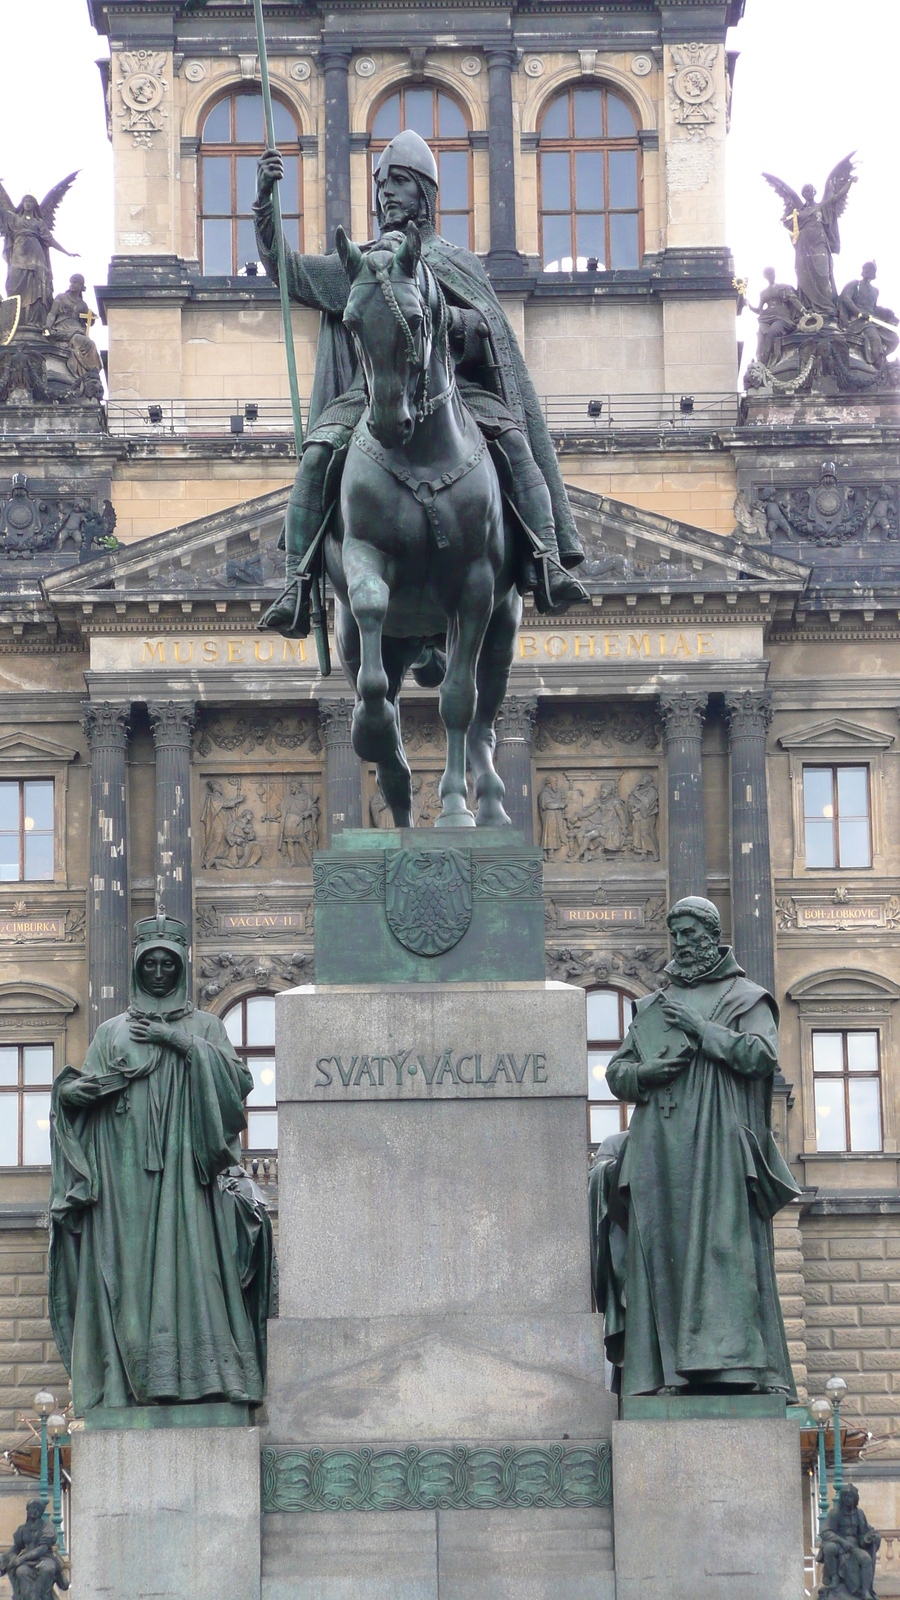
left=369, top=258, right=455, bottom=422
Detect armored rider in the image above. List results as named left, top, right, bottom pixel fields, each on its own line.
left=254, top=129, right=589, bottom=637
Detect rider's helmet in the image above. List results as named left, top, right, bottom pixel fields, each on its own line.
left=374, top=130, right=439, bottom=230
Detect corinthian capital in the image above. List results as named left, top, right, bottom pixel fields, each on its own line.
left=724, top=690, right=773, bottom=739
left=83, top=701, right=131, bottom=749
left=318, top=698, right=356, bottom=745
left=149, top=700, right=197, bottom=747
left=499, top=695, right=539, bottom=740
left=659, top=690, right=708, bottom=740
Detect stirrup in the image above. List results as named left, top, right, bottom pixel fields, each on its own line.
left=258, top=575, right=312, bottom=638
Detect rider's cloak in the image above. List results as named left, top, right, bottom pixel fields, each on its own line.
left=253, top=197, right=581, bottom=562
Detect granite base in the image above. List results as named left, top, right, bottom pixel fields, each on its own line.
left=612, top=1415, right=805, bottom=1600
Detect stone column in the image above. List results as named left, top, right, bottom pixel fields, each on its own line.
left=485, top=47, right=522, bottom=273
left=724, top=689, right=775, bottom=992
left=496, top=694, right=538, bottom=839
left=320, top=699, right=362, bottom=835
left=659, top=690, right=708, bottom=905
left=83, top=702, right=131, bottom=1038
left=149, top=701, right=197, bottom=932
left=318, top=46, right=352, bottom=243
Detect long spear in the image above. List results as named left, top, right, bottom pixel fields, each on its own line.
left=185, top=0, right=330, bottom=674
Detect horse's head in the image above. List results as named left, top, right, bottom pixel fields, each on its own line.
left=337, top=222, right=443, bottom=450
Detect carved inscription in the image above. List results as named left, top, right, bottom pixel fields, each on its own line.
left=558, top=905, right=645, bottom=926
left=313, top=1046, right=550, bottom=1091
left=0, top=916, right=65, bottom=940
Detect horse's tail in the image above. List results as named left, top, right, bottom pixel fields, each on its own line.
left=410, top=642, right=446, bottom=688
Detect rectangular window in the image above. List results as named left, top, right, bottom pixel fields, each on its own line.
left=803, top=766, right=871, bottom=869
left=587, top=988, right=634, bottom=1145
left=0, top=1043, right=54, bottom=1165
left=0, top=779, right=54, bottom=882
left=813, top=1029, right=882, bottom=1152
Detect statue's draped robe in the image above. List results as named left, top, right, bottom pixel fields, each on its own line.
left=253, top=199, right=580, bottom=560
left=4, top=216, right=56, bottom=327
left=792, top=203, right=839, bottom=317
left=49, top=1005, right=270, bottom=1410
left=599, top=948, right=799, bottom=1397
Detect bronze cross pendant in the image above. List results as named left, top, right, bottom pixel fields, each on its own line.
left=658, top=1086, right=677, bottom=1118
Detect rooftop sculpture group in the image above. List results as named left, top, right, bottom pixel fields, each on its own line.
left=0, top=174, right=102, bottom=405
left=746, top=155, right=899, bottom=395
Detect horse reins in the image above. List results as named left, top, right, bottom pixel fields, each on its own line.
left=370, top=259, right=455, bottom=422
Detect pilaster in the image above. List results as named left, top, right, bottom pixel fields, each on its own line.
left=659, top=690, right=708, bottom=905
left=149, top=700, right=197, bottom=936
left=83, top=702, right=131, bottom=1038
left=318, top=46, right=352, bottom=244
left=724, top=689, right=775, bottom=992
left=484, top=47, right=523, bottom=273
left=496, top=694, right=538, bottom=840
left=319, top=698, right=362, bottom=835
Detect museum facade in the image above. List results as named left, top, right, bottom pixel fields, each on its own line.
left=2, top=0, right=900, bottom=1562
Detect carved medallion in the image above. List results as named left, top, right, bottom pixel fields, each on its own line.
left=385, top=849, right=472, bottom=957
left=117, top=51, right=169, bottom=146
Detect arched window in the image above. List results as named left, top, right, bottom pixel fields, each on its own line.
left=586, top=986, right=634, bottom=1145
left=369, top=86, right=472, bottom=248
left=222, top=991, right=277, bottom=1148
left=199, top=89, right=303, bottom=275
left=539, top=85, right=642, bottom=272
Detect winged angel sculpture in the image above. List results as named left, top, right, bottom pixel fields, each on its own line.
left=0, top=173, right=78, bottom=330
left=762, top=155, right=856, bottom=319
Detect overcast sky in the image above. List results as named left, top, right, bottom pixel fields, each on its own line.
left=1, top=0, right=898, bottom=372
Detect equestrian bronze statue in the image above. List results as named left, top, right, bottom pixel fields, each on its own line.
left=253, top=130, right=588, bottom=829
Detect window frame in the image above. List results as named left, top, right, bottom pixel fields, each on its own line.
left=367, top=83, right=474, bottom=249
left=221, top=990, right=277, bottom=1151
left=802, top=763, right=872, bottom=871
left=789, top=968, right=899, bottom=1160
left=586, top=985, right=634, bottom=1147
left=811, top=1027, right=882, bottom=1154
left=779, top=722, right=891, bottom=880
left=0, top=777, right=55, bottom=885
left=537, top=82, right=643, bottom=273
left=0, top=1042, right=55, bottom=1167
left=198, top=87, right=303, bottom=276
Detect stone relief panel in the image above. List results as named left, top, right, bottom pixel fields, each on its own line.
left=536, top=769, right=660, bottom=866
left=196, top=710, right=321, bottom=757
left=116, top=50, right=169, bottom=146
left=668, top=43, right=719, bottom=132
left=546, top=943, right=668, bottom=993
left=751, top=464, right=899, bottom=547
left=198, top=949, right=312, bottom=1004
left=199, top=773, right=322, bottom=872
left=0, top=477, right=115, bottom=561
left=533, top=705, right=661, bottom=755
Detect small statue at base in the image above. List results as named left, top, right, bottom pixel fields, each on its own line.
left=0, top=1499, right=69, bottom=1599
left=44, top=275, right=103, bottom=400
left=818, top=1485, right=881, bottom=1600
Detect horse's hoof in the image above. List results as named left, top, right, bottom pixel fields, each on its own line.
left=475, top=805, right=512, bottom=827
left=351, top=701, right=397, bottom=762
left=433, top=808, right=477, bottom=828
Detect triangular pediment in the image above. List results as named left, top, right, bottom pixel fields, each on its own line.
left=0, top=731, right=78, bottom=764
left=778, top=718, right=894, bottom=752
left=42, top=488, right=289, bottom=602
left=42, top=482, right=809, bottom=615
left=568, top=488, right=809, bottom=592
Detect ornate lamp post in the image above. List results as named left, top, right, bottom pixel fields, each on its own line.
left=47, top=1412, right=67, bottom=1554
left=809, top=1395, right=833, bottom=1535
left=33, top=1391, right=55, bottom=1508
left=826, top=1375, right=848, bottom=1500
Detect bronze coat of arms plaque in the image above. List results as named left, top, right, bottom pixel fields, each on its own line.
left=385, top=848, right=473, bottom=957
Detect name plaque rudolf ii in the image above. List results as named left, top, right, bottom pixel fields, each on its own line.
left=276, top=983, right=587, bottom=1104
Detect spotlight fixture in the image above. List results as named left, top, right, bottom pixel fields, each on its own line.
left=586, top=256, right=599, bottom=272
left=679, top=395, right=694, bottom=415
left=147, top=404, right=163, bottom=425
left=244, top=261, right=259, bottom=276
left=587, top=399, right=603, bottom=419
left=244, top=402, right=259, bottom=423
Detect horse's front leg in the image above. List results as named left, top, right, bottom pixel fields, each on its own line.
left=343, top=540, right=399, bottom=765
left=468, top=585, right=522, bottom=827
left=435, top=563, right=494, bottom=829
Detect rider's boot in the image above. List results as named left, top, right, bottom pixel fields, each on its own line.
left=498, top=439, right=589, bottom=613
left=258, top=445, right=332, bottom=638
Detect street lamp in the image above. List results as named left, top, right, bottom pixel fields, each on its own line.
left=47, top=1413, right=67, bottom=1555
left=809, top=1396, right=833, bottom=1535
left=825, top=1375, right=848, bottom=1500
left=33, top=1392, right=55, bottom=1508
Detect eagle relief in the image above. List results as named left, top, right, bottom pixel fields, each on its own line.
left=385, top=848, right=473, bottom=957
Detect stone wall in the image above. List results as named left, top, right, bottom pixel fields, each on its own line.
left=0, top=1228, right=68, bottom=1452
left=802, top=1214, right=900, bottom=1449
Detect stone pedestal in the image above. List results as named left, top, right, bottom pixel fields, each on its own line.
left=612, top=1409, right=805, bottom=1600
left=71, top=1421, right=261, bottom=1600
left=264, top=970, right=615, bottom=1598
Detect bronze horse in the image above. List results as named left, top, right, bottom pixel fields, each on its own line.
left=325, top=222, right=521, bottom=829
